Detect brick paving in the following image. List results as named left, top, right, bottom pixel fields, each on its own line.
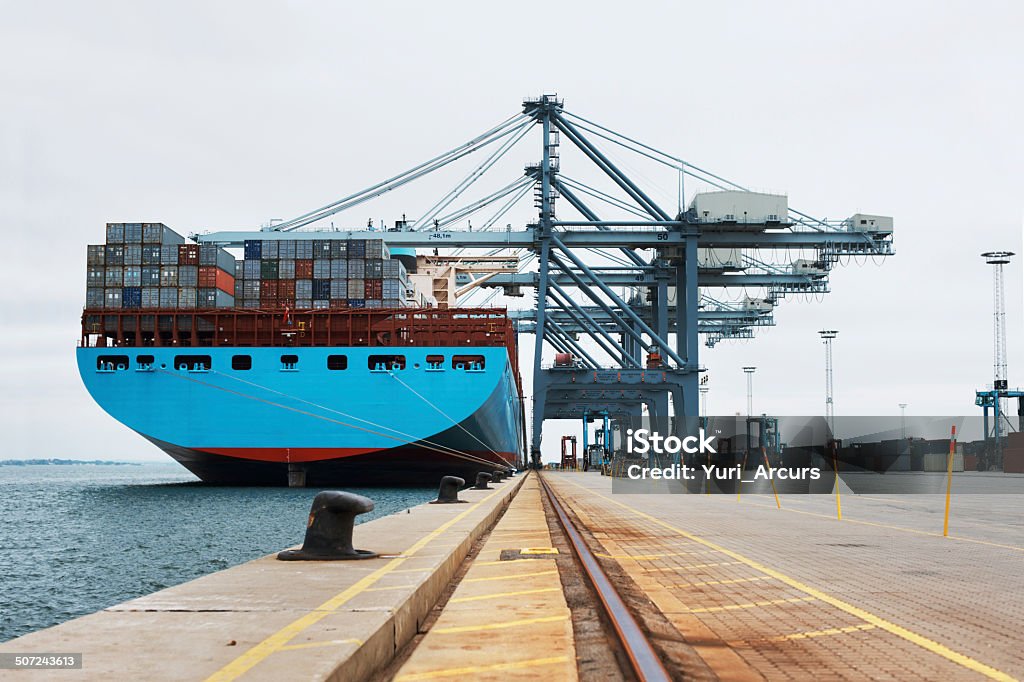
left=546, top=472, right=1023, bottom=681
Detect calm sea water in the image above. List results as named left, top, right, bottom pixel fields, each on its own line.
left=0, top=464, right=435, bottom=643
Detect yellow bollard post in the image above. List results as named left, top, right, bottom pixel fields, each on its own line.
left=763, top=447, right=781, bottom=509
left=944, top=424, right=957, bottom=537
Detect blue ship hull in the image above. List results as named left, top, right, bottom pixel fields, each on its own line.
left=77, top=346, right=524, bottom=485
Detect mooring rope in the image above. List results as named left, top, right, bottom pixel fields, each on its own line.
left=154, top=369, right=499, bottom=469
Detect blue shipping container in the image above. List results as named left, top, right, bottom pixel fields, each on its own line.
left=122, top=287, right=142, bottom=309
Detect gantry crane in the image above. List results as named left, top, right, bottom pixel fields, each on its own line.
left=198, top=95, right=895, bottom=469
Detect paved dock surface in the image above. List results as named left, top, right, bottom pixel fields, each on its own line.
left=0, top=475, right=525, bottom=681
left=544, top=471, right=1023, bottom=681
left=393, top=473, right=576, bottom=681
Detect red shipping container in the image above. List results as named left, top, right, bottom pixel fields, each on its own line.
left=364, top=279, right=383, bottom=298
left=278, top=280, right=296, bottom=299
left=198, top=266, right=218, bottom=287
left=330, top=299, right=349, bottom=309
left=259, top=296, right=280, bottom=308
left=178, top=244, right=199, bottom=265
left=295, top=259, right=314, bottom=278
left=261, top=281, right=279, bottom=299
left=1004, top=449, right=1024, bottom=474
left=215, top=269, right=234, bottom=295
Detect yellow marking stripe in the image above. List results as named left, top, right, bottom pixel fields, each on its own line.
left=432, top=614, right=568, bottom=635
left=559, top=478, right=1017, bottom=682
left=595, top=551, right=712, bottom=560
left=642, top=560, right=744, bottom=573
left=205, top=483, right=511, bottom=681
left=449, top=587, right=561, bottom=603
left=396, top=655, right=569, bottom=680
left=746, top=498, right=1024, bottom=553
left=464, top=569, right=559, bottom=583
left=782, top=623, right=877, bottom=641
left=682, top=596, right=815, bottom=613
left=676, top=575, right=773, bottom=588
left=278, top=638, right=362, bottom=651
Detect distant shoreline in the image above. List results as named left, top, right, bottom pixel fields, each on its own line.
left=0, top=459, right=145, bottom=467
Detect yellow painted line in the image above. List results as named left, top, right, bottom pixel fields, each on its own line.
left=204, top=483, right=512, bottom=682
left=278, top=638, right=362, bottom=651
left=595, top=551, right=712, bottom=560
left=642, top=560, right=744, bottom=573
left=449, top=586, right=561, bottom=603
left=396, top=655, right=569, bottom=681
left=464, top=570, right=559, bottom=583
left=431, top=614, right=568, bottom=635
left=556, top=478, right=1018, bottom=682
left=782, top=623, right=877, bottom=641
left=682, top=596, right=815, bottom=614
left=676, top=575, right=773, bottom=588
left=746, top=499, right=1024, bottom=553
left=472, top=556, right=559, bottom=566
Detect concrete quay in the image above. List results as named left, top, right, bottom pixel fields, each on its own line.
left=0, top=474, right=526, bottom=681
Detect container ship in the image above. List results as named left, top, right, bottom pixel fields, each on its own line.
left=78, top=222, right=525, bottom=486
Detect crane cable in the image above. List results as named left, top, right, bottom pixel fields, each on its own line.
left=208, top=369, right=498, bottom=465
left=385, top=368, right=506, bottom=460
left=154, top=369, right=501, bottom=469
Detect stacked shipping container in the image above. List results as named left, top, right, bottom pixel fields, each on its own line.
left=234, top=238, right=412, bottom=310
left=86, top=223, right=236, bottom=310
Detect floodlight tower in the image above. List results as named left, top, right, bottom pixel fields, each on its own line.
left=899, top=403, right=908, bottom=440
left=743, top=367, right=756, bottom=417
left=982, top=251, right=1015, bottom=438
left=819, top=330, right=838, bottom=436
left=699, top=385, right=709, bottom=416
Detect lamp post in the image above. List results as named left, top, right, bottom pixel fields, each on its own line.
left=819, top=330, right=838, bottom=437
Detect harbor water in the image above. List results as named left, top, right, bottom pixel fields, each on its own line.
left=0, top=463, right=435, bottom=642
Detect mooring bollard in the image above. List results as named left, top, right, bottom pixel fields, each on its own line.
left=474, top=472, right=492, bottom=490
left=431, top=475, right=467, bottom=504
left=277, top=491, right=378, bottom=561
left=491, top=469, right=504, bottom=483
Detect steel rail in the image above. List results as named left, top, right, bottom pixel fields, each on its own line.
left=539, top=474, right=671, bottom=682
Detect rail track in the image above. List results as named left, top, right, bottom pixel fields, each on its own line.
left=538, top=473, right=673, bottom=682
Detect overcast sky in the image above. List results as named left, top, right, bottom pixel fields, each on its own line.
left=3, top=1, right=1022, bottom=463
